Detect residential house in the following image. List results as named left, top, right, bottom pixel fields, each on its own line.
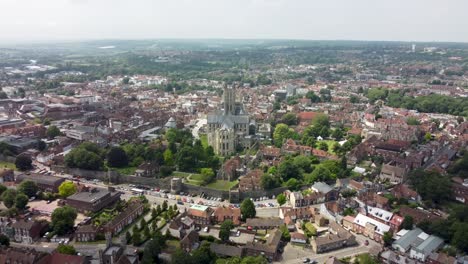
left=427, top=252, right=456, bottom=264
left=210, top=244, right=244, bottom=258
left=352, top=213, right=390, bottom=243
left=398, top=206, right=442, bottom=225
left=16, top=173, right=65, bottom=193
left=312, top=182, right=339, bottom=202
left=379, top=163, right=407, bottom=184
left=246, top=218, right=283, bottom=230
left=279, top=206, right=317, bottom=226
left=36, top=252, right=89, bottom=264
left=187, top=204, right=213, bottom=226
left=244, top=229, right=282, bottom=261
left=65, top=187, right=121, bottom=213
left=168, top=212, right=195, bottom=239
left=180, top=230, right=200, bottom=252
left=12, top=219, right=46, bottom=244
left=289, top=191, right=325, bottom=208
left=99, top=244, right=139, bottom=264
left=311, top=222, right=356, bottom=253
left=213, top=206, right=241, bottom=226
left=380, top=250, right=418, bottom=264
left=391, top=184, right=421, bottom=203
left=104, top=200, right=145, bottom=235
left=0, top=248, right=47, bottom=264
left=451, top=177, right=468, bottom=204
left=297, top=112, right=319, bottom=126
left=75, top=225, right=98, bottom=242
left=290, top=232, right=307, bottom=244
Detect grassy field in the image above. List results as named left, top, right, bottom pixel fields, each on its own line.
left=206, top=180, right=239, bottom=191
left=317, top=140, right=338, bottom=154
left=113, top=166, right=137, bottom=175
left=0, top=161, right=16, bottom=170
left=200, top=134, right=208, bottom=149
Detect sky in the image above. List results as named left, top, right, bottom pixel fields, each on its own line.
left=1, top=0, right=468, bottom=43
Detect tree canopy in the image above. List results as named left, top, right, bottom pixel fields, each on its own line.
left=107, top=146, right=129, bottom=168
left=15, top=154, right=33, bottom=171
left=58, top=181, right=77, bottom=198
left=240, top=198, right=256, bottom=220
left=219, top=220, right=234, bottom=242
left=51, top=206, right=77, bottom=235
left=18, top=180, right=38, bottom=198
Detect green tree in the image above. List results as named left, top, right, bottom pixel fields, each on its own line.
left=406, top=117, right=420, bottom=126
left=279, top=224, right=291, bottom=241
left=163, top=149, right=174, bottom=166
left=240, top=198, right=256, bottom=220
left=318, top=141, right=329, bottom=151
left=424, top=132, right=432, bottom=142
left=408, top=169, right=452, bottom=205
left=56, top=244, right=77, bottom=255
left=14, top=193, right=28, bottom=210
left=273, top=123, right=292, bottom=147
left=46, top=125, right=61, bottom=139
left=277, top=159, right=301, bottom=181
left=132, top=230, right=142, bottom=246
left=277, top=193, right=287, bottom=206
left=141, top=231, right=165, bottom=264
left=200, top=168, right=215, bottom=185
left=51, top=206, right=77, bottom=235
left=18, top=180, right=38, bottom=198
left=293, top=155, right=313, bottom=173
left=452, top=223, right=468, bottom=253
left=401, top=216, right=414, bottom=230
left=65, top=147, right=102, bottom=170
left=383, top=232, right=393, bottom=247
left=1, top=189, right=16, bottom=208
left=0, top=185, right=6, bottom=196
left=15, top=154, right=33, bottom=171
left=171, top=249, right=191, bottom=264
left=107, top=146, right=129, bottom=168
left=219, top=220, right=234, bottom=242
left=58, top=181, right=77, bottom=198
left=284, top=178, right=300, bottom=191
left=0, top=234, right=9, bottom=247
left=280, top=113, right=298, bottom=126
left=37, top=140, right=47, bottom=151
left=260, top=174, right=281, bottom=190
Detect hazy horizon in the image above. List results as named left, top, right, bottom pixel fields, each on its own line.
left=1, top=0, right=468, bottom=44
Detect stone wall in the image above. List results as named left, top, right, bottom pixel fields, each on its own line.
left=50, top=165, right=299, bottom=201
left=52, top=166, right=172, bottom=190
left=0, top=155, right=16, bottom=164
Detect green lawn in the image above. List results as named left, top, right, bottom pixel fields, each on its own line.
left=190, top=174, right=205, bottom=181
left=317, top=140, right=339, bottom=154
left=172, top=171, right=193, bottom=178
left=113, top=166, right=137, bottom=175
left=206, top=180, right=238, bottom=191
left=200, top=134, right=208, bottom=149
left=0, top=161, right=16, bottom=170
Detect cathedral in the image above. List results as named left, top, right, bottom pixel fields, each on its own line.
left=207, top=85, right=252, bottom=156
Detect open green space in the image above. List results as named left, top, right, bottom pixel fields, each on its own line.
left=112, top=166, right=137, bottom=175
left=206, top=180, right=238, bottom=191
left=200, top=134, right=208, bottom=149
left=316, top=139, right=339, bottom=154
left=0, top=161, right=16, bottom=170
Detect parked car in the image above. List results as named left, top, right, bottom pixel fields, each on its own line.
left=303, top=258, right=310, bottom=263
left=203, top=227, right=209, bottom=232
